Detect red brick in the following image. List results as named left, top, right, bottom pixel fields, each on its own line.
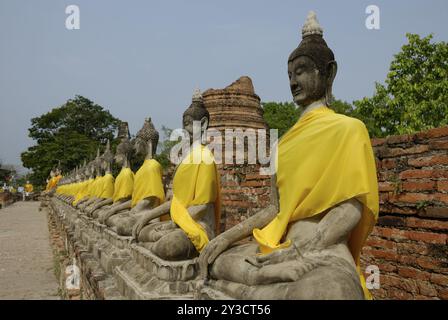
left=363, top=248, right=398, bottom=261
left=365, top=237, right=396, bottom=249
left=417, top=281, right=437, bottom=297
left=422, top=207, right=448, bottom=218
left=437, top=181, right=448, bottom=192
left=437, top=287, right=448, bottom=300
left=371, top=138, right=386, bottom=146
left=387, top=134, right=412, bottom=145
left=378, top=182, right=395, bottom=192
left=402, top=181, right=435, bottom=191
left=416, top=257, right=442, bottom=271
left=429, top=140, right=448, bottom=150
left=434, top=193, right=448, bottom=204
left=406, top=217, right=448, bottom=231
left=382, top=159, right=397, bottom=169
left=388, top=206, right=417, bottom=215
left=416, top=126, right=448, bottom=139
left=382, top=145, right=429, bottom=157
left=379, top=192, right=389, bottom=204
left=396, top=242, right=429, bottom=255
left=402, top=230, right=447, bottom=244
left=408, top=155, right=448, bottom=167
left=240, top=180, right=268, bottom=187
left=388, top=288, right=414, bottom=300
left=398, top=267, right=430, bottom=281
left=381, top=275, right=418, bottom=293
left=376, top=263, right=397, bottom=273
left=399, top=169, right=448, bottom=179
left=429, top=273, right=448, bottom=286
left=390, top=193, right=433, bottom=204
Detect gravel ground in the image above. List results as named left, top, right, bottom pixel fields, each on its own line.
left=0, top=201, right=59, bottom=299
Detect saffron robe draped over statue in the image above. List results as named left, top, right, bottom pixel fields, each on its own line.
left=131, top=159, right=165, bottom=208
left=170, top=144, right=221, bottom=253
left=72, top=179, right=93, bottom=205
left=112, top=168, right=134, bottom=203
left=252, top=106, right=379, bottom=299
left=99, top=173, right=115, bottom=199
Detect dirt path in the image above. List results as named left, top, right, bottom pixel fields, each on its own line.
left=0, top=201, right=59, bottom=299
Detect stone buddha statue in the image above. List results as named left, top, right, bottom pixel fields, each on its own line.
left=131, top=89, right=221, bottom=261
left=85, top=140, right=116, bottom=216
left=98, top=118, right=165, bottom=237
left=72, top=161, right=95, bottom=207
left=91, top=122, right=134, bottom=219
left=197, top=12, right=379, bottom=300
left=78, top=148, right=104, bottom=211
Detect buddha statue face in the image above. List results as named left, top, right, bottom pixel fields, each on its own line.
left=288, top=56, right=327, bottom=107
left=183, top=89, right=209, bottom=145
left=115, top=138, right=132, bottom=166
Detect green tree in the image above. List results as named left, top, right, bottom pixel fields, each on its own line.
left=21, top=95, right=120, bottom=185
left=354, top=33, right=448, bottom=137
left=262, top=102, right=300, bottom=137
left=154, top=126, right=179, bottom=170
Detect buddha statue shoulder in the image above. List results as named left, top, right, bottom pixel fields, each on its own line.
left=197, top=12, right=379, bottom=300
left=131, top=89, right=221, bottom=262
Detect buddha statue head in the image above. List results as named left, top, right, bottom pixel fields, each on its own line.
left=93, top=148, right=102, bottom=176
left=183, top=88, right=209, bottom=145
left=288, top=11, right=337, bottom=108
left=115, top=121, right=132, bottom=167
left=100, top=140, right=114, bottom=173
left=134, top=117, right=159, bottom=159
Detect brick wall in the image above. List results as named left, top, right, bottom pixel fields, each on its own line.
left=361, top=126, right=448, bottom=300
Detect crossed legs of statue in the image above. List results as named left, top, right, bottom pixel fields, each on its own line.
left=138, top=221, right=198, bottom=261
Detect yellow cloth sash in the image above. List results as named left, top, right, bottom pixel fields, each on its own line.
left=113, top=168, right=134, bottom=203
left=24, top=184, right=33, bottom=193
left=131, top=159, right=165, bottom=208
left=72, top=179, right=92, bottom=205
left=89, top=176, right=102, bottom=198
left=99, top=173, right=114, bottom=199
left=253, top=106, right=379, bottom=299
left=170, top=144, right=221, bottom=253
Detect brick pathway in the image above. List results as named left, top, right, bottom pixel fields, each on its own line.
left=0, top=201, right=59, bottom=299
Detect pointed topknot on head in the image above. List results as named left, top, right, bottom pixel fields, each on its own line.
left=302, top=11, right=323, bottom=38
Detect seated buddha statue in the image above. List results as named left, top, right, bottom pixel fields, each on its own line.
left=91, top=122, right=134, bottom=219
left=197, top=12, right=379, bottom=300
left=78, top=149, right=105, bottom=211
left=98, top=118, right=165, bottom=237
left=85, top=141, right=116, bottom=216
left=72, top=162, right=95, bottom=207
left=131, top=89, right=221, bottom=261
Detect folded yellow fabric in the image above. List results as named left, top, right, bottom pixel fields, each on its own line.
left=99, top=173, right=115, bottom=199
left=170, top=144, right=221, bottom=253
left=131, top=159, right=165, bottom=208
left=253, top=106, right=379, bottom=299
left=113, top=167, right=134, bottom=203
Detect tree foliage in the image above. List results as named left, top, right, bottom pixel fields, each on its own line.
left=262, top=99, right=354, bottom=137
left=21, top=95, right=120, bottom=185
left=262, top=102, right=300, bottom=137
left=354, top=33, right=448, bottom=137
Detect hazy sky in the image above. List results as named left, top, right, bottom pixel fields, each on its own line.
left=0, top=0, right=447, bottom=171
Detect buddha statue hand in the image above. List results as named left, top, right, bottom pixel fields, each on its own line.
left=132, top=214, right=155, bottom=240
left=244, top=245, right=300, bottom=268
left=198, top=236, right=230, bottom=279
